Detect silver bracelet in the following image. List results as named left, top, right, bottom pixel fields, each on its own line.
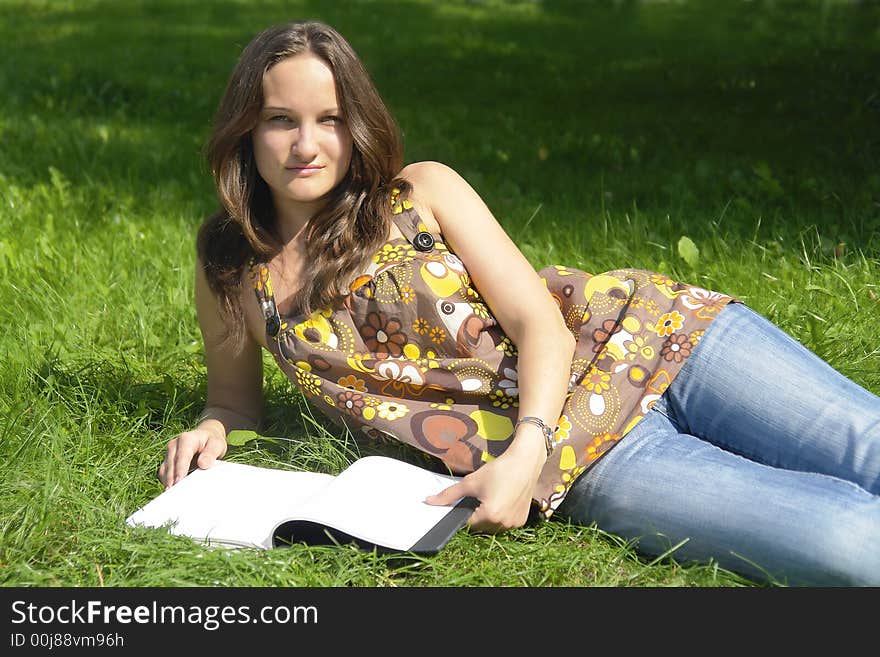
left=515, top=416, right=555, bottom=457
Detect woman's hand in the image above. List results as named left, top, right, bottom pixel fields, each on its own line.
left=157, top=423, right=228, bottom=488
left=425, top=428, right=546, bottom=533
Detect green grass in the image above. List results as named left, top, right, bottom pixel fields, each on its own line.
left=1, top=0, right=878, bottom=588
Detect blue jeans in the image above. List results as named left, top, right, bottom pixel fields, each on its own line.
left=556, top=302, right=880, bottom=586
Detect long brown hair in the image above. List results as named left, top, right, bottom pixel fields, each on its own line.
left=198, top=21, right=408, bottom=347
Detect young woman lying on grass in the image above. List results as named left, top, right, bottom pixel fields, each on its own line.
left=158, top=21, right=880, bottom=586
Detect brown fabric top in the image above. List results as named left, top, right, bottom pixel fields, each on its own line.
left=250, top=198, right=738, bottom=519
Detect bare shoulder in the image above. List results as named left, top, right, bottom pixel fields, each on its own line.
left=397, top=161, right=475, bottom=233
left=398, top=160, right=463, bottom=196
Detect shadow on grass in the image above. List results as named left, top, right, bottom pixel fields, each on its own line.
left=26, top=349, right=444, bottom=473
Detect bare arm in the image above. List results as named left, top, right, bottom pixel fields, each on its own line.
left=409, top=161, right=576, bottom=531
left=157, top=258, right=264, bottom=487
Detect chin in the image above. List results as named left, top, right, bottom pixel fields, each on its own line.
left=284, top=183, right=334, bottom=203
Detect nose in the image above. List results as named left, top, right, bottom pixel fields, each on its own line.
left=292, top=123, right=319, bottom=162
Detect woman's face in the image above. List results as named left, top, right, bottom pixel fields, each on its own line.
left=252, top=53, right=353, bottom=222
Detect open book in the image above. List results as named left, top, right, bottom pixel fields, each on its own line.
left=125, top=456, right=477, bottom=554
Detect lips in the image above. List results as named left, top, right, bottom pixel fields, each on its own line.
left=286, top=165, right=324, bottom=172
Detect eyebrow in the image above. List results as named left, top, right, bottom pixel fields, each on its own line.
left=261, top=106, right=341, bottom=114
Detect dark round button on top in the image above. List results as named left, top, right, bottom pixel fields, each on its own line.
left=266, top=314, right=281, bottom=338
left=413, top=231, right=435, bottom=251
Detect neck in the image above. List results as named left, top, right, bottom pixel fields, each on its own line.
left=276, top=216, right=310, bottom=246
left=273, top=198, right=323, bottom=245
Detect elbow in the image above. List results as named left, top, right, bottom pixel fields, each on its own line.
left=509, top=306, right=576, bottom=355
left=547, top=308, right=576, bottom=355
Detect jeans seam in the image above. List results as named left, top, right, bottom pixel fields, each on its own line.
left=652, top=394, right=684, bottom=433
left=651, top=403, right=672, bottom=423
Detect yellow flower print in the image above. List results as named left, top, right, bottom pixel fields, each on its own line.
left=689, top=329, right=705, bottom=346
left=429, top=326, right=447, bottom=344
left=338, top=374, right=367, bottom=392
left=488, top=390, right=518, bottom=409
left=582, top=365, right=611, bottom=394
left=496, top=336, right=518, bottom=357
left=390, top=187, right=414, bottom=214
left=373, top=243, right=414, bottom=266
left=399, top=285, right=416, bottom=304
left=412, top=318, right=430, bottom=335
left=625, top=335, right=655, bottom=360
left=554, top=414, right=572, bottom=443
left=585, top=432, right=620, bottom=461
left=416, top=349, right=440, bottom=371
left=645, top=300, right=660, bottom=315
left=377, top=401, right=410, bottom=420
left=250, top=262, right=273, bottom=295
left=654, top=310, right=684, bottom=337
left=650, top=273, right=674, bottom=286
left=393, top=200, right=413, bottom=214
left=470, top=302, right=490, bottom=319
left=295, top=369, right=322, bottom=397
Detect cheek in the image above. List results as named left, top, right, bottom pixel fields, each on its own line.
left=252, top=130, right=291, bottom=184
left=253, top=128, right=288, bottom=166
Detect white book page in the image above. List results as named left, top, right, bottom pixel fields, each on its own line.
left=126, top=461, right=333, bottom=549
left=284, top=456, right=462, bottom=551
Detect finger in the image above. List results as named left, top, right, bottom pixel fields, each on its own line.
left=161, top=440, right=179, bottom=488
left=425, top=480, right=470, bottom=506
left=465, top=507, right=502, bottom=534
left=173, top=437, right=200, bottom=485
left=196, top=436, right=227, bottom=469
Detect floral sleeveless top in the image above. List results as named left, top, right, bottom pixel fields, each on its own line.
left=250, top=193, right=738, bottom=519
